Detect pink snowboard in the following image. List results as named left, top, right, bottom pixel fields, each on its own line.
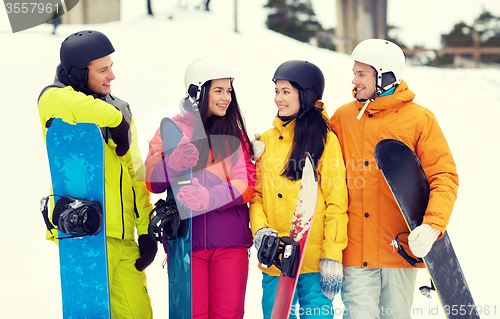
left=271, top=153, right=318, bottom=319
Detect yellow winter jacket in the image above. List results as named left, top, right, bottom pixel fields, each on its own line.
left=38, top=85, right=152, bottom=241
left=250, top=103, right=348, bottom=276
left=330, top=80, right=459, bottom=269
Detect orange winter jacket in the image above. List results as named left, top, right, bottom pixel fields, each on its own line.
left=330, top=80, right=458, bottom=269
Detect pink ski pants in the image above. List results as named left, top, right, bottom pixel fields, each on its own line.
left=192, top=246, right=249, bottom=319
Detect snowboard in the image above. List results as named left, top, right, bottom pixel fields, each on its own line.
left=271, top=152, right=319, bottom=319
left=45, top=118, right=110, bottom=318
left=160, top=117, right=192, bottom=319
left=374, top=139, right=479, bottom=319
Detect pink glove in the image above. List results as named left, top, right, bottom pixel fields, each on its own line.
left=177, top=177, right=210, bottom=211
left=168, top=136, right=199, bottom=172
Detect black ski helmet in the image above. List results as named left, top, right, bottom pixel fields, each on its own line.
left=273, top=60, right=325, bottom=118
left=60, top=30, right=115, bottom=91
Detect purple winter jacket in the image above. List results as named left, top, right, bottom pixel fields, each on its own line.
left=145, top=112, right=255, bottom=251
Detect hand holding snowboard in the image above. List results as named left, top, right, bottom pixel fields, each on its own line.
left=408, top=224, right=440, bottom=258
left=168, top=136, right=199, bottom=172
left=177, top=177, right=210, bottom=211
left=109, top=115, right=131, bottom=156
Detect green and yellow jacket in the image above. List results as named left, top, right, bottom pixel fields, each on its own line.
left=38, top=73, right=152, bottom=242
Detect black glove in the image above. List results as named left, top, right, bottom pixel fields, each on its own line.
left=135, top=234, right=158, bottom=271
left=109, top=115, right=130, bottom=156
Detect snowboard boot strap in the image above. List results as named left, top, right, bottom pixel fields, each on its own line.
left=277, top=236, right=300, bottom=278
left=148, top=198, right=188, bottom=243
left=40, top=196, right=56, bottom=232
left=56, top=196, right=103, bottom=239
left=40, top=195, right=103, bottom=239
left=258, top=230, right=280, bottom=269
left=391, top=232, right=423, bottom=267
left=257, top=233, right=300, bottom=278
left=419, top=281, right=435, bottom=299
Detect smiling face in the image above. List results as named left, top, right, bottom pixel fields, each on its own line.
left=207, top=78, right=232, bottom=118
left=87, top=55, right=115, bottom=95
left=352, top=61, right=376, bottom=101
left=274, top=80, right=300, bottom=117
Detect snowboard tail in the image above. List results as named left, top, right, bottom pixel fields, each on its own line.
left=375, top=139, right=479, bottom=319
left=45, top=118, right=110, bottom=319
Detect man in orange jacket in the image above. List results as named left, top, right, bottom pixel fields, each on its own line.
left=330, top=39, right=458, bottom=319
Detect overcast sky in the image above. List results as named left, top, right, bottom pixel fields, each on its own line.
left=312, top=0, right=500, bottom=49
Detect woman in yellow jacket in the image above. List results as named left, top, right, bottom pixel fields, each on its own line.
left=38, top=31, right=156, bottom=318
left=250, top=60, right=348, bottom=318
left=330, top=39, right=459, bottom=319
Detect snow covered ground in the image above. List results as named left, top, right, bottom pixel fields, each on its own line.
left=1, top=0, right=499, bottom=318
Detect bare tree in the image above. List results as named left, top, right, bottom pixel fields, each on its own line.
left=147, top=0, right=153, bottom=15
left=336, top=0, right=387, bottom=54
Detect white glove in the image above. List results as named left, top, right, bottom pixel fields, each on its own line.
left=251, top=133, right=266, bottom=161
left=408, top=224, right=441, bottom=257
left=319, top=259, right=343, bottom=299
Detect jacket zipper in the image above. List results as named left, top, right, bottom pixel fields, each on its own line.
left=203, top=170, right=207, bottom=250
left=120, top=165, right=125, bottom=239
left=132, top=188, right=139, bottom=218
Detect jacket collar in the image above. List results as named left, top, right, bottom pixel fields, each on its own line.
left=272, top=114, right=295, bottom=140
left=272, top=101, right=328, bottom=139
left=352, top=80, right=415, bottom=115
left=38, top=64, right=108, bottom=102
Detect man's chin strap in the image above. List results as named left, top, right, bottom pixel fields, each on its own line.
left=355, top=83, right=397, bottom=120
left=355, top=90, right=377, bottom=120
left=356, top=99, right=372, bottom=120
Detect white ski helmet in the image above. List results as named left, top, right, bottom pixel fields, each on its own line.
left=184, top=57, right=235, bottom=102
left=350, top=39, right=406, bottom=92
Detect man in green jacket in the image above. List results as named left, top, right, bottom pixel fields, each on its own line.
left=38, top=30, right=157, bottom=318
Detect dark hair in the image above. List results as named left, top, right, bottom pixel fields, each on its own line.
left=282, top=81, right=331, bottom=181
left=191, top=80, right=254, bottom=171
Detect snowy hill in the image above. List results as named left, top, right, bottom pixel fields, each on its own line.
left=1, top=0, right=499, bottom=318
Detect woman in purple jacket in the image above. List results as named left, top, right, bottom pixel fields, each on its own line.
left=145, top=57, right=256, bottom=319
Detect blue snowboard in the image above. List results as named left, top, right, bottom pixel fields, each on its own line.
left=160, top=117, right=192, bottom=319
left=375, top=139, right=479, bottom=319
left=45, top=118, right=110, bottom=319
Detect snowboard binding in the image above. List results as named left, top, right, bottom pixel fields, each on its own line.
left=390, top=231, right=423, bottom=267
left=40, top=195, right=103, bottom=239
left=148, top=198, right=188, bottom=243
left=419, top=281, right=436, bottom=299
left=258, top=230, right=280, bottom=268
left=258, top=231, right=300, bottom=278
